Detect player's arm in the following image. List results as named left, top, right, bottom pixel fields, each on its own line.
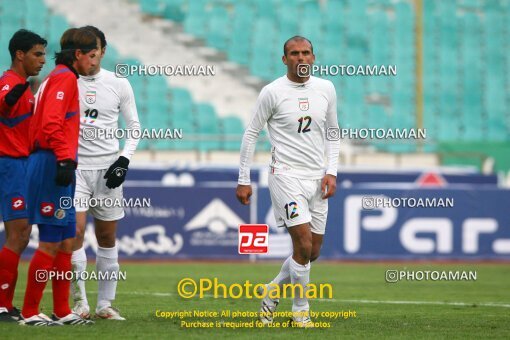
left=103, top=79, right=141, bottom=189
left=237, top=86, right=274, bottom=205
left=0, top=78, right=29, bottom=117
left=41, top=74, right=76, bottom=161
left=322, top=83, right=340, bottom=199
left=41, top=73, right=78, bottom=186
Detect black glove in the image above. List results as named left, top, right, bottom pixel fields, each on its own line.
left=5, top=82, right=30, bottom=106
left=104, top=156, right=129, bottom=189
left=55, top=159, right=77, bottom=187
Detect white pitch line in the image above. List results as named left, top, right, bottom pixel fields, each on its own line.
left=103, top=291, right=510, bottom=309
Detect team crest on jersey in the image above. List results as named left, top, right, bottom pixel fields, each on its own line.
left=1, top=84, right=9, bottom=91
left=54, top=209, right=66, bottom=220
left=298, top=98, right=309, bottom=111
left=85, top=91, right=96, bottom=104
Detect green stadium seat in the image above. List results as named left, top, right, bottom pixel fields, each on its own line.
left=487, top=120, right=508, bottom=141
left=183, top=0, right=207, bottom=38
left=140, top=0, right=164, bottom=16
left=25, top=0, right=48, bottom=32
left=195, top=103, right=221, bottom=151
left=161, top=0, right=186, bottom=22
left=367, top=105, right=389, bottom=130
left=325, top=0, right=345, bottom=30
left=206, top=6, right=230, bottom=50
left=48, top=15, right=69, bottom=41
left=170, top=88, right=193, bottom=116
left=378, top=143, right=417, bottom=153
left=221, top=116, right=244, bottom=151
left=146, top=76, right=168, bottom=98
left=169, top=116, right=196, bottom=150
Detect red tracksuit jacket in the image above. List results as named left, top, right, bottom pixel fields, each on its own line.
left=0, top=69, right=33, bottom=158
left=30, top=64, right=80, bottom=161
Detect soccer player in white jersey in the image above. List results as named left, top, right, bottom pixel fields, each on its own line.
left=71, top=26, right=140, bottom=320
left=236, top=36, right=340, bottom=328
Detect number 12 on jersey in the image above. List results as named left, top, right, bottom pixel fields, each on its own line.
left=298, top=116, right=312, bottom=133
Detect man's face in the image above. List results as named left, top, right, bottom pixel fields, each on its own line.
left=75, top=49, right=99, bottom=75
left=87, top=38, right=104, bottom=75
left=282, top=39, right=315, bottom=78
left=19, top=44, right=46, bottom=77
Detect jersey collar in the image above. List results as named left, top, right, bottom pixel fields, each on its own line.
left=284, top=74, right=312, bottom=88
left=81, top=68, right=103, bottom=82
left=4, top=69, right=26, bottom=82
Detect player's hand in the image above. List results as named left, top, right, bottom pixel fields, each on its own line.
left=55, top=159, right=77, bottom=187
left=5, top=82, right=30, bottom=106
left=321, top=174, right=337, bottom=199
left=104, top=156, right=130, bottom=189
left=236, top=184, right=252, bottom=205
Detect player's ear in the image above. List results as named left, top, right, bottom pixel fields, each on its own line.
left=15, top=50, right=25, bottom=62
left=74, top=49, right=82, bottom=60
left=282, top=55, right=287, bottom=65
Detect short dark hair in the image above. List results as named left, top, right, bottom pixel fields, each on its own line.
left=283, top=36, right=313, bottom=56
left=8, top=29, right=47, bottom=61
left=55, top=27, right=98, bottom=67
left=82, top=25, right=107, bottom=49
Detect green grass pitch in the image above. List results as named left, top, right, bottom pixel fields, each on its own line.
left=1, top=261, right=509, bottom=339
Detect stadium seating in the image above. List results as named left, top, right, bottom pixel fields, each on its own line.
left=0, top=0, right=254, bottom=152
left=132, top=0, right=509, bottom=150
left=1, top=0, right=509, bottom=153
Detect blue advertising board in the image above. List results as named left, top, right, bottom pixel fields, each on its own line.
left=256, top=187, right=510, bottom=260
left=1, top=186, right=509, bottom=260
left=126, top=166, right=498, bottom=186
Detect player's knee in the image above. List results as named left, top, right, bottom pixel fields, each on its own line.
left=18, top=232, right=30, bottom=252
left=59, top=238, right=74, bottom=253
left=6, top=226, right=31, bottom=254
left=96, top=232, right=116, bottom=248
left=310, top=250, right=320, bottom=262
left=39, top=242, right=60, bottom=257
left=74, top=225, right=85, bottom=246
left=296, top=242, right=312, bottom=263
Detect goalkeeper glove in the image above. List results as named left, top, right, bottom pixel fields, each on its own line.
left=5, top=82, right=30, bottom=106
left=104, top=156, right=129, bottom=189
left=55, top=159, right=77, bottom=187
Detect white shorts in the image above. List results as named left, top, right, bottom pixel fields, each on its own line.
left=75, top=169, right=125, bottom=221
left=268, top=173, right=328, bottom=235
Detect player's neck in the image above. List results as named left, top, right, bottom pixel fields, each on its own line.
left=88, top=66, right=101, bottom=76
left=10, top=63, right=28, bottom=79
left=286, top=73, right=309, bottom=84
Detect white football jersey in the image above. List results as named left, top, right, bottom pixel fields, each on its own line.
left=238, top=75, right=340, bottom=184
left=77, top=68, right=140, bottom=170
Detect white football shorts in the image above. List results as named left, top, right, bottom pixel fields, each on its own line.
left=75, top=169, right=125, bottom=221
left=268, top=173, right=328, bottom=235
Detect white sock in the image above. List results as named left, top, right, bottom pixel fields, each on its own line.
left=271, top=255, right=292, bottom=287
left=289, top=258, right=311, bottom=313
left=96, top=245, right=119, bottom=311
left=71, top=246, right=88, bottom=305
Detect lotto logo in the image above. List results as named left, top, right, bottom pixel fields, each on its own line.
left=40, top=203, right=55, bottom=217
left=11, top=197, right=25, bottom=210
left=238, top=224, right=269, bottom=254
